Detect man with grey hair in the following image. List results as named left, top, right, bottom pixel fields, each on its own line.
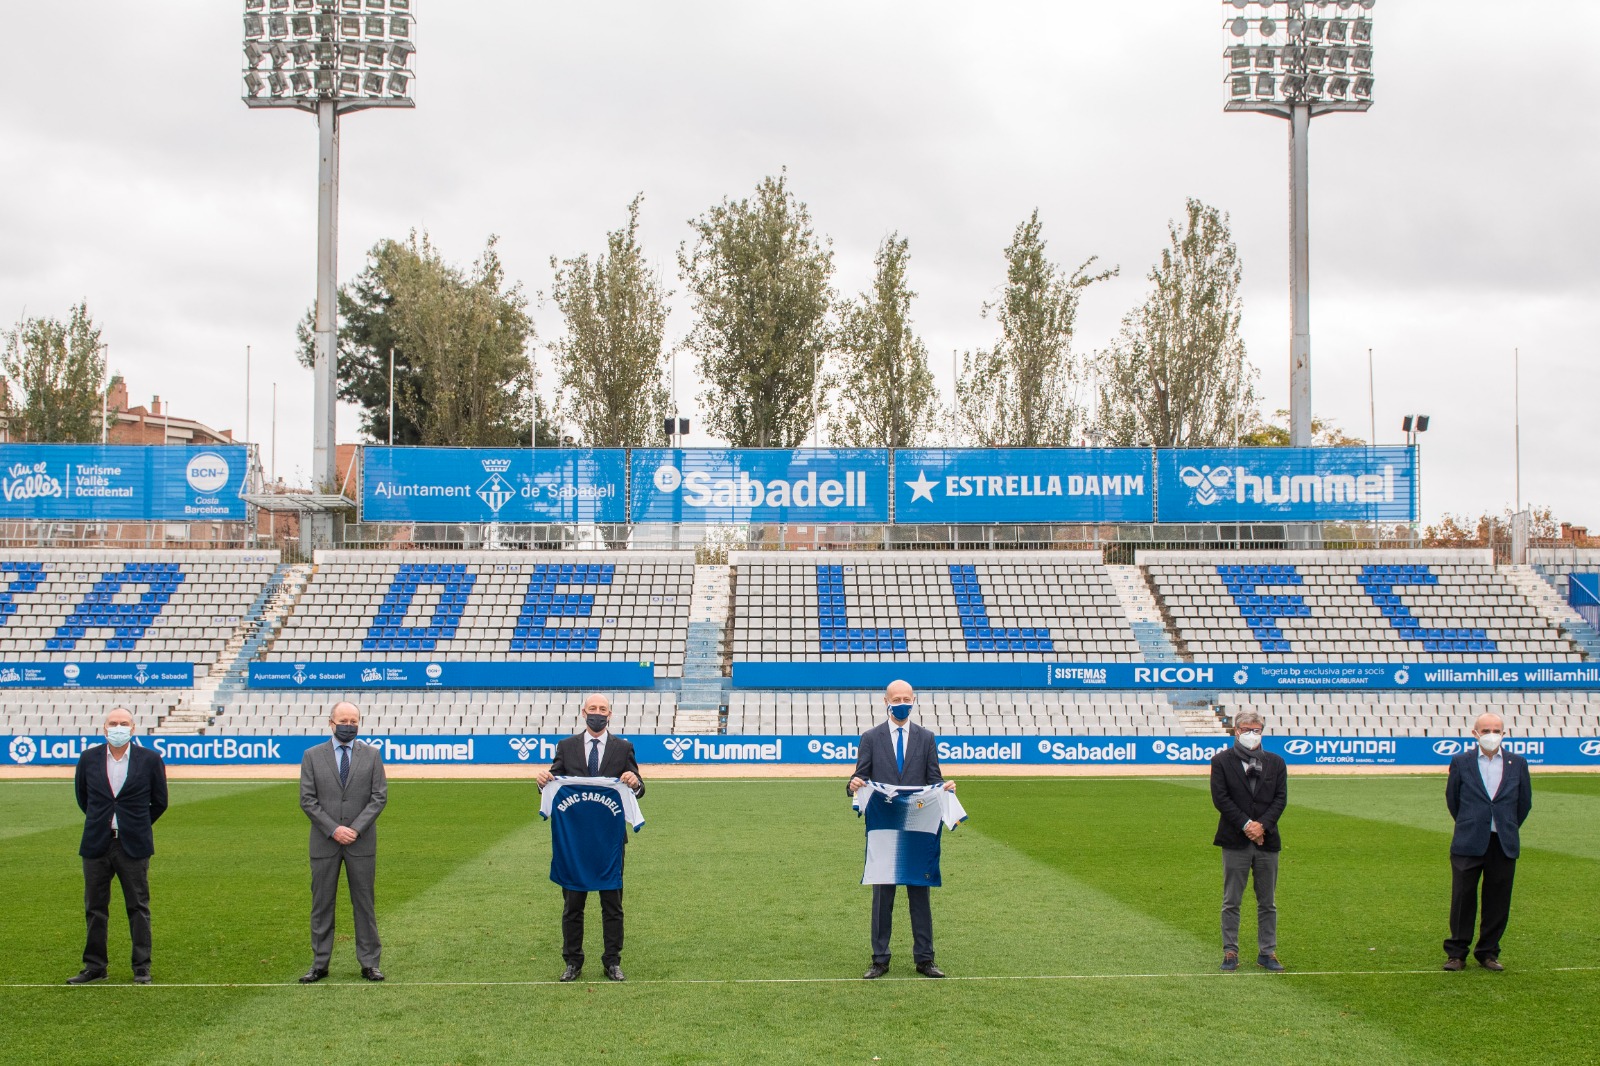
left=1443, top=711, right=1532, bottom=972
left=1209, top=710, right=1288, bottom=972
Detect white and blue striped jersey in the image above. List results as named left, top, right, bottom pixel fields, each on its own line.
left=851, top=782, right=968, bottom=887
left=538, top=776, right=645, bottom=892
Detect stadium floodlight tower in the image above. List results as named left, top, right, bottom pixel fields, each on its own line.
left=1223, top=0, right=1373, bottom=449
left=242, top=0, right=417, bottom=547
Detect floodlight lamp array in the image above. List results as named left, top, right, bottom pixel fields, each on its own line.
left=243, top=0, right=415, bottom=107
left=1222, top=0, right=1372, bottom=110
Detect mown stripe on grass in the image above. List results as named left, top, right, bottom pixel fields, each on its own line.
left=0, top=779, right=280, bottom=843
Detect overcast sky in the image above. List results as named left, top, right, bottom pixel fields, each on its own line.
left=2, top=2, right=1596, bottom=526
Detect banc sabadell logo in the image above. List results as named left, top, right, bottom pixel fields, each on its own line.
left=651, top=461, right=868, bottom=510
left=8, top=737, right=36, bottom=764
left=186, top=452, right=231, bottom=495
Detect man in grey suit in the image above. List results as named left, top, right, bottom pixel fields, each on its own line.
left=847, top=679, right=956, bottom=980
left=298, top=701, right=388, bottom=983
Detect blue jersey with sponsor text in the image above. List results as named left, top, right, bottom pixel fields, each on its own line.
left=852, top=783, right=967, bottom=887
left=538, top=777, right=644, bottom=892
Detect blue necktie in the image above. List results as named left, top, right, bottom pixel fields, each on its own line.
left=338, top=745, right=349, bottom=788
left=895, top=728, right=904, bottom=776
left=588, top=739, right=601, bottom=776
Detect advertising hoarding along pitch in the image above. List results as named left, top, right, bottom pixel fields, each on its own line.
left=0, top=444, right=248, bottom=522
left=0, top=662, right=194, bottom=689
left=247, top=661, right=655, bottom=689
left=362, top=447, right=627, bottom=523
left=1155, top=445, right=1417, bottom=524
left=894, top=448, right=1153, bottom=523
left=630, top=449, right=890, bottom=524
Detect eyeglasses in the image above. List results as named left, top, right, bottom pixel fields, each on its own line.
left=1235, top=726, right=1263, bottom=735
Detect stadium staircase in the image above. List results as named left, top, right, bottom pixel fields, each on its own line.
left=673, top=564, right=730, bottom=734
left=1111, top=564, right=1227, bottom=736
left=1515, top=564, right=1600, bottom=660
left=190, top=562, right=313, bottom=728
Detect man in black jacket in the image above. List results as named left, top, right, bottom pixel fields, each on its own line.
left=1210, top=710, right=1288, bottom=973
left=69, top=707, right=169, bottom=985
left=1443, top=712, right=1532, bottom=972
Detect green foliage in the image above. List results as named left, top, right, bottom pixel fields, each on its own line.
left=830, top=233, right=940, bottom=448
left=955, top=210, right=1114, bottom=446
left=548, top=195, right=672, bottom=447
left=1241, top=408, right=1365, bottom=447
left=1, top=303, right=107, bottom=443
left=1096, top=198, right=1258, bottom=447
left=678, top=172, right=834, bottom=448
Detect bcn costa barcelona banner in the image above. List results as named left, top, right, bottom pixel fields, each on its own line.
left=630, top=449, right=889, bottom=524
left=1155, top=446, right=1417, bottom=524
left=0, top=444, right=247, bottom=522
left=732, top=661, right=1600, bottom=691
left=894, top=449, right=1153, bottom=523
left=4, top=734, right=1595, bottom=768
left=362, top=447, right=627, bottom=524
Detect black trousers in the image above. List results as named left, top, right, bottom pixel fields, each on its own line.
left=562, top=888, right=623, bottom=967
left=1445, top=832, right=1516, bottom=961
left=871, top=884, right=934, bottom=965
left=82, top=837, right=151, bottom=974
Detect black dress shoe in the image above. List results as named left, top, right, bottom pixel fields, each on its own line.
left=133, top=972, right=152, bottom=985
left=916, top=962, right=947, bottom=978
left=66, top=970, right=107, bottom=986
left=361, top=967, right=385, bottom=982
left=559, top=964, right=582, bottom=982
left=298, top=967, right=329, bottom=984
left=604, top=964, right=626, bottom=982
left=1442, top=958, right=1465, bottom=972
left=1479, top=957, right=1504, bottom=972
left=862, top=962, right=889, bottom=980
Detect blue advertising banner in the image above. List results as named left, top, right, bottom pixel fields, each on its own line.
left=247, top=661, right=655, bottom=689
left=0, top=444, right=248, bottom=521
left=894, top=449, right=1153, bottom=524
left=629, top=449, right=890, bottom=524
left=1569, top=573, right=1600, bottom=629
left=0, top=662, right=194, bottom=688
left=732, top=660, right=1600, bottom=691
left=1154, top=446, right=1417, bottom=524
left=4, top=734, right=1594, bottom=768
left=361, top=447, right=628, bottom=524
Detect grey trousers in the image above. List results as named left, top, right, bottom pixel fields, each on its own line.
left=1221, top=844, right=1279, bottom=955
left=310, top=851, right=381, bottom=969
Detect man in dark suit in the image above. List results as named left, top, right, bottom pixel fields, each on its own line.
left=1210, top=710, right=1288, bottom=973
left=847, top=679, right=956, bottom=980
left=535, top=693, right=645, bottom=982
left=1443, top=712, right=1532, bottom=972
left=298, top=701, right=388, bottom=983
left=69, top=707, right=168, bottom=985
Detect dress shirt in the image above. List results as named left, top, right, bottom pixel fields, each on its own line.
left=107, top=745, right=130, bottom=831
left=1478, top=748, right=1504, bottom=833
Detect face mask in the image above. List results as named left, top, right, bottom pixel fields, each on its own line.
left=105, top=726, right=133, bottom=748
left=586, top=713, right=610, bottom=733
left=333, top=724, right=359, bottom=743
left=888, top=702, right=913, bottom=722
left=1477, top=731, right=1502, bottom=754
left=1236, top=731, right=1262, bottom=751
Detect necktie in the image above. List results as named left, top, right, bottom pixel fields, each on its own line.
left=588, top=738, right=601, bottom=776
left=338, top=745, right=350, bottom=788
left=895, top=728, right=904, bottom=776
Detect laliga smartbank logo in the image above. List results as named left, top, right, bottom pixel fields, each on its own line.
left=186, top=452, right=231, bottom=495
left=8, top=737, right=36, bottom=764
left=1178, top=461, right=1400, bottom=508
left=651, top=462, right=869, bottom=510
left=477, top=458, right=515, bottom=514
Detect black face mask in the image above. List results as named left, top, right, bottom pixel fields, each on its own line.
left=333, top=724, right=358, bottom=743
left=585, top=713, right=609, bottom=734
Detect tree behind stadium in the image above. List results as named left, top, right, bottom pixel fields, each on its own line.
left=1094, top=199, right=1258, bottom=447
left=300, top=232, right=541, bottom=447
left=1, top=303, right=108, bottom=443
left=549, top=196, right=671, bottom=447
left=678, top=172, right=833, bottom=448
left=830, top=233, right=940, bottom=448
left=954, top=210, right=1114, bottom=446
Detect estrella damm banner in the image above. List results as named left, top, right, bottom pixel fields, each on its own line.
left=894, top=448, right=1153, bottom=523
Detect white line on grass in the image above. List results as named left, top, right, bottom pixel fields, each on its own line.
left=5, top=967, right=1598, bottom=989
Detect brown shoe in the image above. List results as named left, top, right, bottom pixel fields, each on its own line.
left=1442, top=957, right=1465, bottom=971
left=1479, top=957, right=1504, bottom=972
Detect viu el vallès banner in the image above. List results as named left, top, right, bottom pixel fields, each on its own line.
left=894, top=448, right=1154, bottom=523
left=1155, top=446, right=1417, bottom=524
left=362, top=447, right=627, bottom=524
left=0, top=445, right=248, bottom=522
left=629, top=449, right=890, bottom=524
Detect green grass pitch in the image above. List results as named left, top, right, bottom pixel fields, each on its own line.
left=2, top=774, right=1598, bottom=1065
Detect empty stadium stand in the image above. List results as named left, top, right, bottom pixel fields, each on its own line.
left=726, top=690, right=1190, bottom=736
left=210, top=689, right=678, bottom=736
left=1142, top=550, right=1579, bottom=662
left=1214, top=691, right=1600, bottom=738
left=265, top=551, right=695, bottom=678
left=729, top=551, right=1141, bottom=662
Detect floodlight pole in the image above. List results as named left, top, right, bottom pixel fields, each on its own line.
left=310, top=99, right=341, bottom=548
left=1288, top=102, right=1312, bottom=448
